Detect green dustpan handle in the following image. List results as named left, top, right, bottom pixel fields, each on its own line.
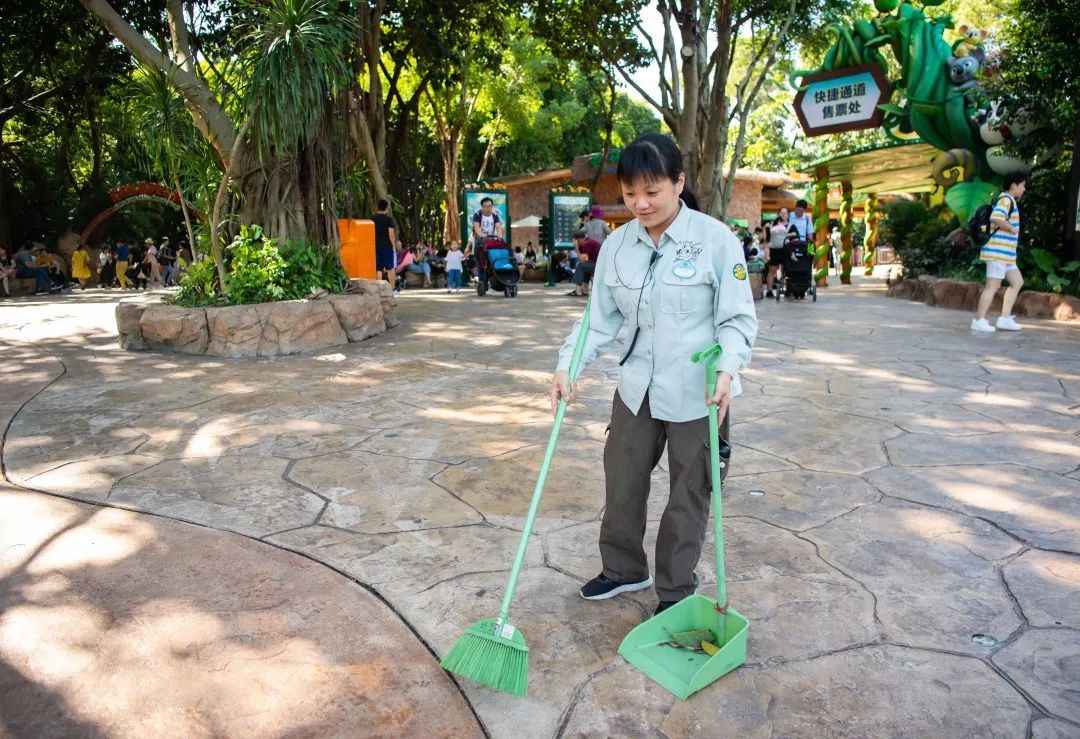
left=692, top=344, right=727, bottom=613
left=496, top=297, right=593, bottom=629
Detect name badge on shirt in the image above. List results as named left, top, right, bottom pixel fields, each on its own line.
left=671, top=260, right=697, bottom=279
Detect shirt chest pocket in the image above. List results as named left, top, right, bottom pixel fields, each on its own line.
left=602, top=268, right=639, bottom=317
left=660, top=270, right=714, bottom=315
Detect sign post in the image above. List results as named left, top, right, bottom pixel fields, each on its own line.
left=793, top=65, right=893, bottom=137
left=547, top=190, right=591, bottom=286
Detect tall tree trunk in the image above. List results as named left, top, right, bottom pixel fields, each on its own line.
left=347, top=87, right=388, bottom=201
left=1071, top=121, right=1080, bottom=259
left=175, top=174, right=198, bottom=260
left=78, top=0, right=236, bottom=170
left=698, top=0, right=733, bottom=213
left=210, top=120, right=252, bottom=293
left=476, top=114, right=503, bottom=182
left=592, top=72, right=619, bottom=192
left=441, top=136, right=461, bottom=243
left=0, top=125, right=9, bottom=247
left=677, top=0, right=702, bottom=189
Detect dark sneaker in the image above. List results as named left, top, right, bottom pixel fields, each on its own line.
left=654, top=599, right=681, bottom=616
left=580, top=573, right=653, bottom=600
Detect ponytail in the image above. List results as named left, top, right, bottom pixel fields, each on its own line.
left=680, top=187, right=700, bottom=212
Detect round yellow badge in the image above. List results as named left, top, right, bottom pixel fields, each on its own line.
left=733, top=264, right=747, bottom=281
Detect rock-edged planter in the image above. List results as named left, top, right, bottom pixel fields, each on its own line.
left=886, top=275, right=1080, bottom=321
left=116, top=278, right=398, bottom=357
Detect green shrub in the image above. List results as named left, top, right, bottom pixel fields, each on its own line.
left=224, top=225, right=288, bottom=305
left=879, top=199, right=931, bottom=252
left=1013, top=161, right=1080, bottom=297
left=170, top=224, right=348, bottom=307
left=881, top=200, right=981, bottom=280
left=279, top=239, right=347, bottom=299
left=172, top=256, right=223, bottom=307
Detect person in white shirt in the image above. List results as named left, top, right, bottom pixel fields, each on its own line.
left=143, top=237, right=162, bottom=285
left=766, top=208, right=789, bottom=297
left=551, top=133, right=758, bottom=615
left=444, top=240, right=464, bottom=293
left=789, top=199, right=813, bottom=241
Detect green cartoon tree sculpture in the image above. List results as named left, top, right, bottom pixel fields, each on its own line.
left=791, top=0, right=1035, bottom=224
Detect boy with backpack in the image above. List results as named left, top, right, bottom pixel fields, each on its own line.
left=971, top=171, right=1026, bottom=332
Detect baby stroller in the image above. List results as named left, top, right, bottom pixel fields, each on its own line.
left=777, top=234, right=816, bottom=302
left=477, top=239, right=520, bottom=298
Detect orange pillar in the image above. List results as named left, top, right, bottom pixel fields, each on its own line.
left=337, top=219, right=376, bottom=279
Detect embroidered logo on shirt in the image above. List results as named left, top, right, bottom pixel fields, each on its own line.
left=674, top=240, right=703, bottom=263
left=733, top=264, right=747, bottom=281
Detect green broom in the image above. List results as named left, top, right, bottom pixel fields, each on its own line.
left=440, top=297, right=593, bottom=696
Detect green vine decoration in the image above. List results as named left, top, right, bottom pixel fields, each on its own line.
left=840, top=185, right=854, bottom=283
left=790, top=0, right=1015, bottom=221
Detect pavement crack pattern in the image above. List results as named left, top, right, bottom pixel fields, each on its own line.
left=2, top=285, right=1078, bottom=736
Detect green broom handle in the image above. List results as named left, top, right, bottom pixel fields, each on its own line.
left=692, top=344, right=727, bottom=611
left=497, top=298, right=593, bottom=626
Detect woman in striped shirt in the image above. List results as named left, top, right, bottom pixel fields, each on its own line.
left=972, top=172, right=1026, bottom=332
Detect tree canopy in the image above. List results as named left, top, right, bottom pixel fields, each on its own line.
left=1, top=0, right=1072, bottom=266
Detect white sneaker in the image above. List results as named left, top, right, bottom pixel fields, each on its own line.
left=970, top=318, right=996, bottom=333
left=996, top=315, right=1022, bottom=331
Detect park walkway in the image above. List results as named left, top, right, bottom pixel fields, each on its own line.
left=1, top=277, right=1078, bottom=737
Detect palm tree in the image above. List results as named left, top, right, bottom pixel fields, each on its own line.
left=126, top=64, right=216, bottom=261
left=81, top=0, right=358, bottom=293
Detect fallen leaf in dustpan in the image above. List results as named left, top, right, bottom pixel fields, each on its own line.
left=670, top=629, right=714, bottom=649
left=701, top=640, right=719, bottom=656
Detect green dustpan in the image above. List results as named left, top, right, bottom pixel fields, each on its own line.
left=618, top=344, right=748, bottom=700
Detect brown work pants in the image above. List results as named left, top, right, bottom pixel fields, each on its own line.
left=600, top=391, right=730, bottom=601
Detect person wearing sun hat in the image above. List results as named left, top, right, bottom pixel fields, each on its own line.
left=143, top=237, right=162, bottom=285
left=583, top=204, right=612, bottom=243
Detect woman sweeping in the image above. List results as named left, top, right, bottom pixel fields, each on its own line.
left=551, top=133, right=758, bottom=616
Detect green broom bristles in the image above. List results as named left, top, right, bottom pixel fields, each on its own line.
left=440, top=618, right=529, bottom=696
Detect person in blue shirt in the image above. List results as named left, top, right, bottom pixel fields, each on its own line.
left=13, top=243, right=52, bottom=295
left=551, top=133, right=758, bottom=616
left=115, top=240, right=132, bottom=289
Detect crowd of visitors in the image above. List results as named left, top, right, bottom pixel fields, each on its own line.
left=0, top=236, right=190, bottom=298
left=369, top=197, right=616, bottom=298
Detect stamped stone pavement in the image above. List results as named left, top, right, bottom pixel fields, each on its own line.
left=2, top=277, right=1078, bottom=737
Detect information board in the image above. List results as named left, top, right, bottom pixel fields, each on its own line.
left=550, top=193, right=591, bottom=250
left=793, top=65, right=892, bottom=137
left=461, top=189, right=510, bottom=246
left=1075, top=184, right=1080, bottom=234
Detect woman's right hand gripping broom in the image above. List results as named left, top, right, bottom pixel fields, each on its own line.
left=550, top=371, right=577, bottom=416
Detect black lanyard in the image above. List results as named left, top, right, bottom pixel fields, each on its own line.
left=618, top=249, right=661, bottom=366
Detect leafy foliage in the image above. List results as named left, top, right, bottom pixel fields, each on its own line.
left=172, top=256, right=223, bottom=307
left=1010, top=158, right=1080, bottom=296
left=988, top=0, right=1078, bottom=160
left=881, top=200, right=978, bottom=280
left=279, top=238, right=347, bottom=298
left=241, top=0, right=357, bottom=154
left=172, top=224, right=347, bottom=307
left=224, top=225, right=289, bottom=305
